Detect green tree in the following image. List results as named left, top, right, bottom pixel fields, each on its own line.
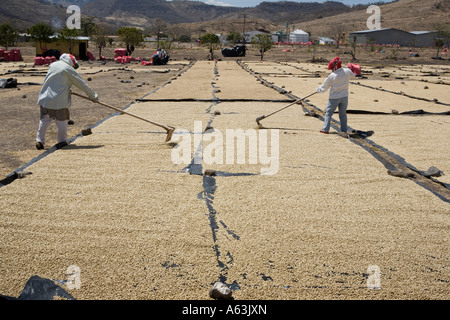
left=179, top=35, right=191, bottom=43
left=116, top=27, right=144, bottom=56
left=91, top=24, right=108, bottom=58
left=200, top=33, right=220, bottom=49
left=58, top=26, right=79, bottom=54
left=0, top=23, right=18, bottom=50
left=251, top=33, right=273, bottom=61
left=29, top=23, right=53, bottom=51
left=80, top=17, right=96, bottom=37
left=150, top=18, right=168, bottom=46
left=434, top=23, right=450, bottom=58
left=349, top=35, right=358, bottom=61
left=200, top=33, right=220, bottom=60
left=227, top=31, right=242, bottom=45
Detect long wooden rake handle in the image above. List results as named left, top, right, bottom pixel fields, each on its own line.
left=256, top=92, right=317, bottom=125
left=72, top=92, right=175, bottom=142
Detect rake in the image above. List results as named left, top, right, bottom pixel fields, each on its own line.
left=256, top=92, right=317, bottom=128
left=72, top=92, right=175, bottom=143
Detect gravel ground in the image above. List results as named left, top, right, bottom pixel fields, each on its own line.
left=0, top=46, right=448, bottom=301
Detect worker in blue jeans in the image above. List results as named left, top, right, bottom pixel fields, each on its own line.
left=316, top=57, right=355, bottom=134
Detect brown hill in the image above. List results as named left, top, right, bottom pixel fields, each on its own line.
left=81, top=0, right=242, bottom=26
left=77, top=0, right=359, bottom=28
left=294, top=0, right=450, bottom=37
left=2, top=0, right=447, bottom=38
left=0, top=0, right=67, bottom=31
left=0, top=0, right=359, bottom=33
left=243, top=1, right=353, bottom=23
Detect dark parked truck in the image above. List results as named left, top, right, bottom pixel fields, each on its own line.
left=221, top=45, right=246, bottom=57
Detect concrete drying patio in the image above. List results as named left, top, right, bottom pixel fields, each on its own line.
left=0, top=60, right=448, bottom=300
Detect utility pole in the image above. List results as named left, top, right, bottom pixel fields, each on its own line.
left=286, top=22, right=289, bottom=42
left=243, top=14, right=246, bottom=45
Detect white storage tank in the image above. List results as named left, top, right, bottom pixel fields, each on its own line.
left=289, top=29, right=309, bottom=42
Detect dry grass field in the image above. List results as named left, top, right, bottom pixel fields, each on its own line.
left=0, top=42, right=449, bottom=303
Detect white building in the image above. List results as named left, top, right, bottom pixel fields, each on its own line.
left=244, top=31, right=278, bottom=43
left=289, top=29, right=309, bottom=43
left=318, top=37, right=335, bottom=45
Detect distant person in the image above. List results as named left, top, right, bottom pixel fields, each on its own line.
left=316, top=56, right=355, bottom=134
left=35, top=53, right=98, bottom=150
left=152, top=48, right=169, bottom=65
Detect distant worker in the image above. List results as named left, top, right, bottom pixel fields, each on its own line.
left=35, top=53, right=98, bottom=150
left=152, top=48, right=169, bottom=65
left=316, top=56, right=355, bottom=134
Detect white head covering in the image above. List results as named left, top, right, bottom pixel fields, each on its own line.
left=60, top=53, right=79, bottom=69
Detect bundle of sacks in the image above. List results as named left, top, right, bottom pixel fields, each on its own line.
left=87, top=50, right=96, bottom=61
left=347, top=63, right=361, bottom=76
left=114, top=48, right=141, bottom=64
left=0, top=48, right=23, bottom=61
left=115, top=55, right=132, bottom=63
left=114, top=48, right=129, bottom=63
left=34, top=56, right=57, bottom=66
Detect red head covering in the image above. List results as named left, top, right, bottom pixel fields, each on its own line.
left=328, top=57, right=342, bottom=71
left=60, top=53, right=79, bottom=69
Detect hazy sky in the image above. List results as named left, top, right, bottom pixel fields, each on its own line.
left=199, top=0, right=391, bottom=7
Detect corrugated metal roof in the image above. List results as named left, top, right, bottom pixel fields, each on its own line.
left=410, top=31, right=436, bottom=35
left=351, top=28, right=393, bottom=34
left=290, top=29, right=308, bottom=35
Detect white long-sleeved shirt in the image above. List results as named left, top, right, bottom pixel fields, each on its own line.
left=37, top=60, right=98, bottom=110
left=316, top=67, right=355, bottom=99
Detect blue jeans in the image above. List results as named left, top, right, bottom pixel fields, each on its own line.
left=322, top=96, right=348, bottom=132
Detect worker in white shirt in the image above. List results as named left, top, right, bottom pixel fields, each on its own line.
left=35, top=53, right=98, bottom=150
left=316, top=57, right=355, bottom=134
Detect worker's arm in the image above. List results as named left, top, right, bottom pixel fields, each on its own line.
left=66, top=67, right=99, bottom=102
left=316, top=74, right=333, bottom=93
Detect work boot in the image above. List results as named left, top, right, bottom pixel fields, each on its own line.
left=35, top=142, right=44, bottom=150
left=55, top=141, right=68, bottom=149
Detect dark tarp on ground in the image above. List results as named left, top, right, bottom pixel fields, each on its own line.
left=0, top=275, right=75, bottom=300
left=0, top=78, right=17, bottom=88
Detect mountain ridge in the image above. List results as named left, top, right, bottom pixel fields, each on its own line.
left=1, top=0, right=360, bottom=30
left=0, top=0, right=446, bottom=37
